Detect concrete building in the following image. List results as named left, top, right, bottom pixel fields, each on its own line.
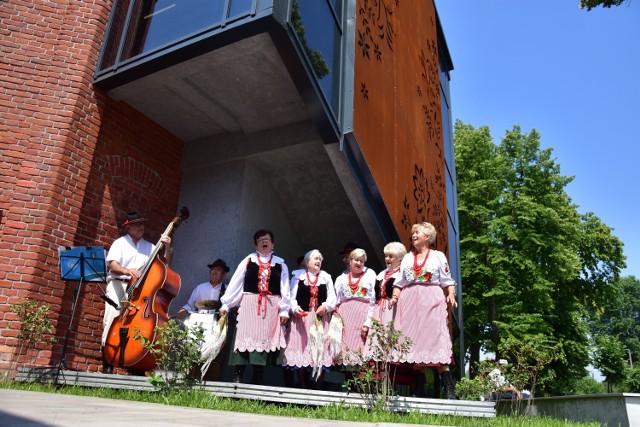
left=0, top=0, right=459, bottom=378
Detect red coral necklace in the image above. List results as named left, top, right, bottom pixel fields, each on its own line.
left=348, top=272, right=363, bottom=295
left=306, top=271, right=319, bottom=286
left=412, top=249, right=431, bottom=275
left=384, top=266, right=400, bottom=281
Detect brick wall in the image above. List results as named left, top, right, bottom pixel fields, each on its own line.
left=0, top=0, right=183, bottom=374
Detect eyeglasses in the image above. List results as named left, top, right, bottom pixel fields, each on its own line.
left=257, top=237, right=272, bottom=243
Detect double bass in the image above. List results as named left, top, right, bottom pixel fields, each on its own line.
left=104, top=207, right=189, bottom=372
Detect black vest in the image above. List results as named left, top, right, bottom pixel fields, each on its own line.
left=296, top=279, right=328, bottom=311
left=375, top=277, right=396, bottom=300
left=243, top=260, right=282, bottom=295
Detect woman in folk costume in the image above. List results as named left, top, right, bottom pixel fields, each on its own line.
left=362, top=242, right=407, bottom=359
left=283, top=249, right=336, bottom=388
left=325, top=248, right=376, bottom=367
left=373, top=242, right=407, bottom=326
left=393, top=222, right=458, bottom=399
left=219, top=229, right=291, bottom=385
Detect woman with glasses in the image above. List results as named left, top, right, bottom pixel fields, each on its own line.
left=220, top=229, right=291, bottom=385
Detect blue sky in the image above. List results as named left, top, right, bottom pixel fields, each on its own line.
left=435, top=0, right=639, bottom=279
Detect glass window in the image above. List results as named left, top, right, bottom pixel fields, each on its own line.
left=123, top=0, right=227, bottom=61
left=229, top=0, right=254, bottom=19
left=99, top=0, right=132, bottom=70
left=292, top=0, right=342, bottom=118
left=448, top=210, right=460, bottom=285
left=327, top=0, right=342, bottom=20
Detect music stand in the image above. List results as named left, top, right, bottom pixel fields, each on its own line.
left=56, top=246, right=107, bottom=384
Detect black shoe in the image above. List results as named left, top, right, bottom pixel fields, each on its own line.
left=250, top=366, right=264, bottom=385
left=127, top=369, right=146, bottom=377
left=440, top=370, right=457, bottom=400
left=103, top=366, right=113, bottom=375
left=232, top=366, right=245, bottom=383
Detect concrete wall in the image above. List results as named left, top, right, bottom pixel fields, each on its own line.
left=498, top=394, right=640, bottom=427
left=169, top=153, right=303, bottom=314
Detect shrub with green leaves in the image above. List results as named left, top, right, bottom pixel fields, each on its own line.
left=133, top=319, right=205, bottom=394
left=7, top=298, right=56, bottom=377
left=344, top=320, right=412, bottom=412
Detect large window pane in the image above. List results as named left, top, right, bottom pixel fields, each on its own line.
left=123, top=0, right=226, bottom=60
left=229, top=0, right=253, bottom=18
left=99, top=0, right=132, bottom=70
left=293, top=0, right=341, bottom=118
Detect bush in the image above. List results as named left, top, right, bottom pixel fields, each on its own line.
left=133, top=319, right=205, bottom=394
left=344, top=320, right=412, bottom=412
left=573, top=375, right=607, bottom=395
left=455, top=376, right=487, bottom=401
left=623, top=366, right=640, bottom=392
left=6, top=298, right=56, bottom=378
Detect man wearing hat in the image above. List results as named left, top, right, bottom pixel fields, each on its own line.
left=338, top=242, right=360, bottom=274
left=101, top=211, right=173, bottom=374
left=171, top=258, right=230, bottom=320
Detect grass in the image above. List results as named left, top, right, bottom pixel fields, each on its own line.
left=0, top=380, right=599, bottom=427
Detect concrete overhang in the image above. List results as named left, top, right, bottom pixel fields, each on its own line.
left=100, top=32, right=386, bottom=272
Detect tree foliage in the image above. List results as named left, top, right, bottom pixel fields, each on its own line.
left=580, top=0, right=629, bottom=10
left=588, top=276, right=640, bottom=362
left=624, top=366, right=640, bottom=392
left=593, top=334, right=628, bottom=391
left=454, top=120, right=626, bottom=395
left=587, top=275, right=640, bottom=390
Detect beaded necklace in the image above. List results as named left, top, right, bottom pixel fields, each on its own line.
left=348, top=271, right=364, bottom=295
left=412, top=249, right=431, bottom=276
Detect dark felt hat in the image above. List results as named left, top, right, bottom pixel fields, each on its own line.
left=339, top=242, right=360, bottom=255
left=207, top=258, right=230, bottom=273
left=122, top=211, right=148, bottom=227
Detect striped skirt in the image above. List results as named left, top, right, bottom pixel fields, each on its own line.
left=335, top=298, right=370, bottom=365
left=392, top=283, right=453, bottom=365
left=233, top=293, right=286, bottom=353
left=283, top=310, right=333, bottom=367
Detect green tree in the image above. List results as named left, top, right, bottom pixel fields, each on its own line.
left=580, top=0, right=629, bottom=10
left=588, top=276, right=640, bottom=364
left=593, top=334, right=628, bottom=392
left=624, top=366, right=640, bottom=392
left=587, top=275, right=640, bottom=392
left=454, top=120, right=626, bottom=395
left=453, top=121, right=506, bottom=369
left=574, top=375, right=607, bottom=395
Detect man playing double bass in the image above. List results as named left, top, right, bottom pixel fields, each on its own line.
left=101, top=211, right=173, bottom=374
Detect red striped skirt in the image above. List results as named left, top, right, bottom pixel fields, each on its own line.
left=392, top=283, right=453, bottom=365
left=335, top=298, right=370, bottom=365
left=234, top=293, right=286, bottom=353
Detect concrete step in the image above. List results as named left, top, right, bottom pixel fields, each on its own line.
left=15, top=367, right=495, bottom=418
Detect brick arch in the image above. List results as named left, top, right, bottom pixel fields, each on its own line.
left=106, top=155, right=167, bottom=210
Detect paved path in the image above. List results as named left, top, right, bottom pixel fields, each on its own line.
left=0, top=389, right=446, bottom=427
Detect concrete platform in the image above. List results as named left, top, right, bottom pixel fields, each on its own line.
left=14, top=367, right=495, bottom=420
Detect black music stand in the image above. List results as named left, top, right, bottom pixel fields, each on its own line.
left=56, top=246, right=107, bottom=384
